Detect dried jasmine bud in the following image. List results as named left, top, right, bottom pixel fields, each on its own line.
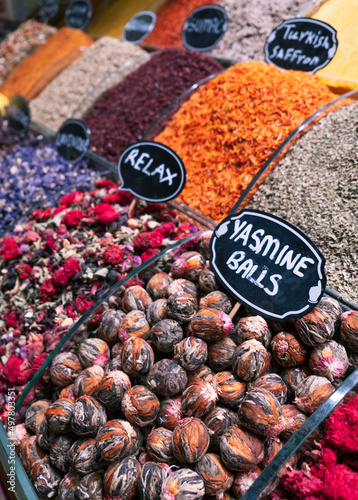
left=120, top=309, right=151, bottom=339
left=199, top=290, right=233, bottom=315
left=195, top=453, right=233, bottom=496
left=58, top=470, right=80, bottom=500
left=238, top=388, right=283, bottom=436
left=309, top=340, right=348, bottom=381
left=121, top=385, right=160, bottom=426
left=78, top=338, right=110, bottom=368
left=188, top=365, right=214, bottom=385
left=157, top=397, right=183, bottom=430
left=50, top=352, right=82, bottom=387
left=234, top=315, right=272, bottom=349
left=122, top=285, right=153, bottom=312
left=146, top=359, right=188, bottom=397
left=181, top=381, right=218, bottom=418
left=50, top=435, right=73, bottom=472
left=73, top=366, right=104, bottom=398
left=271, top=331, right=308, bottom=367
left=197, top=270, right=219, bottom=294
left=150, top=318, right=183, bottom=353
left=232, top=467, right=278, bottom=498
left=207, top=337, right=237, bottom=371
left=96, top=370, right=131, bottom=413
left=25, top=400, right=51, bottom=433
left=204, top=406, right=238, bottom=448
left=174, top=337, right=208, bottom=371
left=281, top=366, right=310, bottom=401
left=171, top=251, right=206, bottom=282
left=220, top=425, right=264, bottom=471
left=146, top=298, right=168, bottom=325
left=98, top=309, right=125, bottom=346
left=96, top=419, right=140, bottom=462
left=19, top=435, right=46, bottom=474
left=340, top=311, right=358, bottom=353
left=69, top=438, right=100, bottom=476
left=294, top=375, right=335, bottom=414
left=214, top=371, right=246, bottom=409
left=197, top=230, right=213, bottom=260
left=71, top=396, right=107, bottom=436
left=318, top=296, right=343, bottom=329
left=74, top=472, right=103, bottom=500
left=281, top=404, right=308, bottom=440
left=295, top=307, right=335, bottom=346
left=146, top=427, right=173, bottom=462
left=139, top=462, right=166, bottom=500
left=36, top=414, right=55, bottom=450
left=121, top=337, right=154, bottom=377
left=46, top=398, right=74, bottom=433
left=103, top=456, right=141, bottom=499
left=232, top=340, right=270, bottom=381
left=162, top=468, right=205, bottom=500
left=30, top=457, right=62, bottom=499
left=167, top=278, right=198, bottom=298
left=167, top=292, right=198, bottom=323
left=172, top=417, right=210, bottom=463
left=189, top=307, right=233, bottom=342
left=104, top=357, right=122, bottom=373
left=248, top=373, right=288, bottom=404
left=146, top=272, right=173, bottom=299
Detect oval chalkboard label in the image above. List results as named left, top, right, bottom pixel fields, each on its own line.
left=6, top=95, right=31, bottom=133
left=265, top=18, right=338, bottom=73
left=123, top=11, right=156, bottom=44
left=182, top=5, right=228, bottom=52
left=38, top=0, right=59, bottom=22
left=118, top=141, right=186, bottom=202
left=65, top=0, right=92, bottom=30
left=210, top=210, right=326, bottom=320
left=55, top=119, right=90, bottom=164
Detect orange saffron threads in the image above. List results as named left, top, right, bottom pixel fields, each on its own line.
left=154, top=61, right=337, bottom=222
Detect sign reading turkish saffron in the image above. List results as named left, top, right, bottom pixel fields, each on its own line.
left=123, top=11, right=156, bottom=44
left=118, top=141, right=186, bottom=202
left=210, top=210, right=326, bottom=320
left=55, top=119, right=90, bottom=164
left=38, top=0, right=59, bottom=22
left=65, top=0, right=92, bottom=30
left=7, top=95, right=30, bottom=133
left=265, top=18, right=338, bottom=73
left=182, top=5, right=228, bottom=52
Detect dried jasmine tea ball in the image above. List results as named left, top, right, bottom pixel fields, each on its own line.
left=146, top=427, right=173, bottom=462
left=295, top=307, right=335, bottom=346
left=30, top=457, right=62, bottom=499
left=58, top=470, right=80, bottom=500
left=122, top=285, right=153, bottom=312
left=98, top=309, right=126, bottom=346
left=207, top=337, right=237, bottom=371
left=195, top=453, right=233, bottom=496
left=174, top=337, right=208, bottom=371
left=181, top=381, right=218, bottom=418
left=232, top=340, right=270, bottom=381
left=281, top=366, right=310, bottom=401
left=96, top=419, right=140, bottom=462
left=281, top=404, right=308, bottom=440
left=19, top=435, right=46, bottom=474
left=271, top=331, right=308, bottom=368
left=340, top=311, right=358, bottom=353
left=150, top=319, right=183, bottom=353
left=146, top=298, right=168, bottom=325
left=167, top=278, right=198, bottom=298
left=96, top=370, right=131, bottom=414
left=75, top=472, right=103, bottom=500
left=294, top=375, right=335, bottom=414
left=121, top=385, right=160, bottom=426
left=139, top=462, right=166, bottom=500
left=214, top=371, right=246, bottom=409
left=78, top=338, right=110, bottom=368
left=167, top=292, right=198, bottom=323
left=157, top=397, right=183, bottom=430
left=197, top=270, right=219, bottom=295
left=50, top=435, right=73, bottom=472
left=71, top=396, right=107, bottom=437
left=51, top=352, right=82, bottom=387
left=73, top=366, right=104, bottom=398
left=189, top=308, right=233, bottom=342
left=199, top=290, right=233, bottom=315
left=197, top=230, right=213, bottom=260
left=220, top=425, right=264, bottom=471
left=248, top=373, right=288, bottom=405
left=260, top=435, right=282, bottom=469
left=104, top=357, right=122, bottom=373
left=120, top=310, right=151, bottom=339
left=232, top=467, right=278, bottom=498
left=146, top=272, right=173, bottom=299
left=234, top=315, right=272, bottom=349
left=162, top=468, right=205, bottom=500
left=59, top=384, right=75, bottom=400
left=171, top=251, right=206, bottom=282
left=112, top=341, right=124, bottom=359
left=146, top=359, right=188, bottom=397
left=103, top=456, right=141, bottom=499
left=204, top=406, right=238, bottom=449
left=25, top=400, right=51, bottom=433
left=69, top=438, right=101, bottom=476
left=121, top=337, right=154, bottom=377
left=318, top=296, right=343, bottom=329
left=36, top=414, right=54, bottom=450
left=238, top=388, right=283, bottom=436
left=309, top=340, right=348, bottom=381
left=188, top=365, right=214, bottom=385
left=46, top=398, right=74, bottom=433
left=172, top=417, right=210, bottom=463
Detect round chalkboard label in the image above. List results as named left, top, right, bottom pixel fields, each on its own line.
left=123, top=11, right=156, bottom=44
left=118, top=141, right=186, bottom=202
left=38, top=0, right=59, bottom=22
left=65, top=0, right=92, bottom=30
left=265, top=18, right=338, bottom=73
left=210, top=210, right=326, bottom=320
left=182, top=5, right=228, bottom=52
left=6, top=95, right=31, bottom=133
left=55, top=119, right=90, bottom=164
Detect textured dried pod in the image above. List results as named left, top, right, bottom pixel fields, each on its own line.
left=214, top=371, right=246, bottom=409
left=295, top=307, right=335, bottom=346
left=188, top=365, right=214, bottom=385
left=121, top=337, right=154, bottom=377
left=78, top=338, right=110, bottom=368
left=232, top=467, right=278, bottom=498
left=167, top=278, right=198, bottom=298
left=150, top=318, right=183, bottom=353
left=238, top=388, right=283, bottom=436
left=340, top=310, right=358, bottom=353
left=96, top=419, right=140, bottom=462
left=197, top=269, right=219, bottom=294
left=309, top=340, right=348, bottom=381
left=207, top=337, right=236, bottom=371
left=46, top=398, right=74, bottom=433
left=171, top=251, right=206, bottom=282
left=271, top=331, right=309, bottom=368
left=174, top=337, right=208, bottom=371
left=167, top=291, right=198, bottom=323
left=139, top=462, right=166, bottom=500
left=73, top=366, right=104, bottom=398
left=248, top=373, right=288, bottom=405
left=30, top=457, right=62, bottom=498
left=189, top=308, right=233, bottom=342
left=146, top=427, right=173, bottom=462
left=97, top=309, right=125, bottom=346
left=122, top=285, right=153, bottom=312
left=104, top=357, right=122, bottom=373
left=19, top=435, right=46, bottom=474
left=71, top=396, right=107, bottom=436
left=195, top=453, right=233, bottom=496
left=121, top=385, right=160, bottom=426
left=294, top=375, right=335, bottom=414
left=120, top=309, right=151, bottom=339
left=172, top=417, right=210, bottom=463
left=204, top=406, right=238, bottom=448
left=281, top=366, right=311, bottom=401
left=146, top=359, right=188, bottom=397
left=157, top=397, right=183, bottom=430
left=197, top=230, right=213, bottom=260
left=35, top=413, right=54, bottom=450
left=103, top=456, right=140, bottom=499
left=219, top=425, right=264, bottom=471
left=74, top=472, right=103, bottom=500
left=25, top=400, right=51, bottom=433
left=232, top=340, right=270, bottom=381
left=181, top=381, right=218, bottom=418
left=69, top=438, right=100, bottom=476
left=96, top=370, right=131, bottom=411
left=58, top=470, right=80, bottom=500
left=146, top=298, right=168, bottom=325
left=235, top=316, right=272, bottom=349
left=50, top=352, right=82, bottom=387
left=281, top=404, right=308, bottom=440
left=146, top=272, right=173, bottom=299
left=49, top=435, right=73, bottom=472
left=199, top=290, right=233, bottom=314
left=162, top=468, right=205, bottom=500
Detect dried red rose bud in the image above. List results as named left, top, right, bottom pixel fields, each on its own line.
left=50, top=352, right=82, bottom=387
left=188, top=365, right=214, bottom=385
left=162, top=468, right=205, bottom=500
left=98, top=309, right=125, bottom=346
left=281, top=366, right=311, bottom=401
left=281, top=404, right=308, bottom=440
left=96, top=370, right=131, bottom=412
left=181, top=381, right=218, bottom=418
left=121, top=337, right=154, bottom=377
left=19, top=435, right=46, bottom=474
left=25, top=399, right=51, bottom=433
left=189, top=307, right=233, bottom=342
left=214, top=371, right=246, bottom=409
left=232, top=340, right=270, bottom=381
left=69, top=438, right=100, bottom=475
left=199, top=290, right=233, bottom=314
left=75, top=472, right=103, bottom=500
left=146, top=359, right=188, bottom=397
left=157, top=397, right=183, bottom=430
left=238, top=388, right=283, bottom=436
left=271, top=331, right=308, bottom=367
left=120, top=309, right=151, bottom=339
left=171, top=251, right=205, bottom=282
left=96, top=419, right=140, bottom=461
left=232, top=467, right=278, bottom=498
left=73, top=366, right=104, bottom=398
left=172, top=417, right=210, bottom=463
left=58, top=470, right=80, bottom=500
left=166, top=291, right=198, bottom=323
left=248, top=373, right=288, bottom=404
left=146, top=427, right=173, bottom=462
left=78, top=338, right=110, bottom=368
left=174, top=337, right=208, bottom=371
left=121, top=385, right=160, bottom=426
left=30, top=458, right=62, bottom=499
left=220, top=425, right=264, bottom=471
left=234, top=315, right=272, bottom=349
left=49, top=435, right=73, bottom=472
left=341, top=310, right=358, bottom=353
left=146, top=272, right=173, bottom=299
left=207, top=337, right=237, bottom=371
left=309, top=340, right=348, bottom=381
left=150, top=318, right=183, bottom=353
left=204, top=406, right=238, bottom=448
left=146, top=298, right=168, bottom=325
left=294, top=375, right=335, bottom=414
left=46, top=397, right=74, bottom=433
left=71, top=396, right=106, bottom=436
left=167, top=278, right=198, bottom=298
left=122, top=285, right=153, bottom=312
left=295, top=307, right=335, bottom=346
left=195, top=453, right=233, bottom=496
left=139, top=462, right=166, bottom=500
left=197, top=270, right=219, bottom=295
left=103, top=456, right=141, bottom=499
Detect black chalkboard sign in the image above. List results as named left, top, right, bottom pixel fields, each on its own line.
left=123, top=11, right=156, bottom=44
left=210, top=210, right=326, bottom=321
left=38, top=0, right=59, bottom=22
left=65, top=0, right=92, bottom=30
left=182, top=5, right=228, bottom=52
left=265, top=18, right=338, bottom=73
left=118, top=141, right=186, bottom=202
left=55, top=119, right=90, bottom=164
left=6, top=95, right=31, bottom=133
